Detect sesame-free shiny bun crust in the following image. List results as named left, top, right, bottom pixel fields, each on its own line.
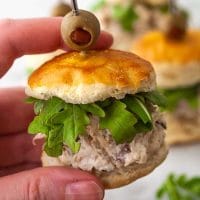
left=26, top=50, right=155, bottom=104
left=133, top=30, right=200, bottom=64
left=132, top=30, right=200, bottom=88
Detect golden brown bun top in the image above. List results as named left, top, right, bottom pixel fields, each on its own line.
left=132, top=30, right=200, bottom=64
left=28, top=49, right=154, bottom=88
left=27, top=50, right=155, bottom=104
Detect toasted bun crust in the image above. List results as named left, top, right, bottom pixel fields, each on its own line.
left=133, top=30, right=200, bottom=64
left=26, top=50, right=156, bottom=104
left=165, top=113, right=200, bottom=145
left=42, top=143, right=168, bottom=189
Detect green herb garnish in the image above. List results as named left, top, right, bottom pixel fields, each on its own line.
left=161, top=83, right=199, bottom=112
left=91, top=0, right=106, bottom=11
left=27, top=91, right=165, bottom=157
left=156, top=173, right=200, bottom=200
left=100, top=100, right=138, bottom=144
left=112, top=4, right=138, bottom=31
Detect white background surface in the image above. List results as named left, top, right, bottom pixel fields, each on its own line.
left=0, top=1, right=200, bottom=200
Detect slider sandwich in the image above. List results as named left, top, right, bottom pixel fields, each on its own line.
left=26, top=49, right=168, bottom=188
left=132, top=30, right=200, bottom=145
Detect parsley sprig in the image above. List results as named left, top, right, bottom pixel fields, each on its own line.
left=157, top=173, right=200, bottom=200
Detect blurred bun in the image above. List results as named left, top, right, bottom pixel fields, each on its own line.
left=132, top=30, right=200, bottom=88
left=165, top=113, right=200, bottom=145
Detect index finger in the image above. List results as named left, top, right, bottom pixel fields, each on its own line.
left=0, top=18, right=113, bottom=77
left=0, top=87, right=34, bottom=135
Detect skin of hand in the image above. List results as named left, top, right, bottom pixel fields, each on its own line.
left=0, top=18, right=113, bottom=200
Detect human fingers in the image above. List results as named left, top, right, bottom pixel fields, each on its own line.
left=0, top=87, right=34, bottom=135
left=0, top=18, right=113, bottom=77
left=0, top=132, right=42, bottom=169
left=0, top=161, right=40, bottom=177
left=0, top=88, right=42, bottom=173
left=0, top=167, right=104, bottom=200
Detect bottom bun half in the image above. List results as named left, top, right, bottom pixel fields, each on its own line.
left=165, top=113, right=200, bottom=145
left=42, top=143, right=168, bottom=189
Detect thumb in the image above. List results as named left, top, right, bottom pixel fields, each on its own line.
left=0, top=167, right=104, bottom=200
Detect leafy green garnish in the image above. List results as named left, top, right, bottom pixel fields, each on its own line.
left=123, top=96, right=153, bottom=132
left=96, top=98, right=113, bottom=108
left=28, top=97, right=65, bottom=135
left=100, top=101, right=137, bottom=144
left=25, top=97, right=38, bottom=103
left=91, top=0, right=106, bottom=11
left=45, top=126, right=63, bottom=157
left=26, top=97, right=46, bottom=115
left=156, top=173, right=200, bottom=200
left=80, top=103, right=105, bottom=117
left=123, top=96, right=152, bottom=124
left=28, top=91, right=166, bottom=157
left=112, top=4, right=138, bottom=31
left=142, top=91, right=167, bottom=108
left=161, top=83, right=199, bottom=112
left=61, top=105, right=90, bottom=153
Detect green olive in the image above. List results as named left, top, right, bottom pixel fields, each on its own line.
left=61, top=10, right=100, bottom=51
left=164, top=10, right=188, bottom=40
left=51, top=2, right=71, bottom=17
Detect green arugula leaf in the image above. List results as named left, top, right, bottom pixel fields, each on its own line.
left=28, top=97, right=65, bottom=134
left=134, top=120, right=153, bottom=133
left=28, top=116, right=49, bottom=134
left=100, top=101, right=137, bottom=144
left=25, top=97, right=38, bottom=103
left=62, top=105, right=90, bottom=153
left=134, top=94, right=145, bottom=103
left=25, top=97, right=45, bottom=114
left=46, top=105, right=90, bottom=153
left=47, top=126, right=63, bottom=148
left=80, top=103, right=105, bottom=117
left=161, top=83, right=199, bottom=111
left=44, top=142, right=63, bottom=157
left=142, top=91, right=167, bottom=108
left=91, top=0, right=106, bottom=11
left=96, top=99, right=113, bottom=108
left=156, top=174, right=200, bottom=200
left=112, top=4, right=138, bottom=31
left=47, top=110, right=67, bottom=126
left=123, top=96, right=152, bottom=124
left=34, top=100, right=45, bottom=115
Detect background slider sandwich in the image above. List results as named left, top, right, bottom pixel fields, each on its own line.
left=133, top=30, right=200, bottom=145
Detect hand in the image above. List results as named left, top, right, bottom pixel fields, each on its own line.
left=0, top=18, right=113, bottom=77
left=0, top=18, right=113, bottom=200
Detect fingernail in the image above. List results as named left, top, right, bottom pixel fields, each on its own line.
left=65, top=180, right=104, bottom=200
